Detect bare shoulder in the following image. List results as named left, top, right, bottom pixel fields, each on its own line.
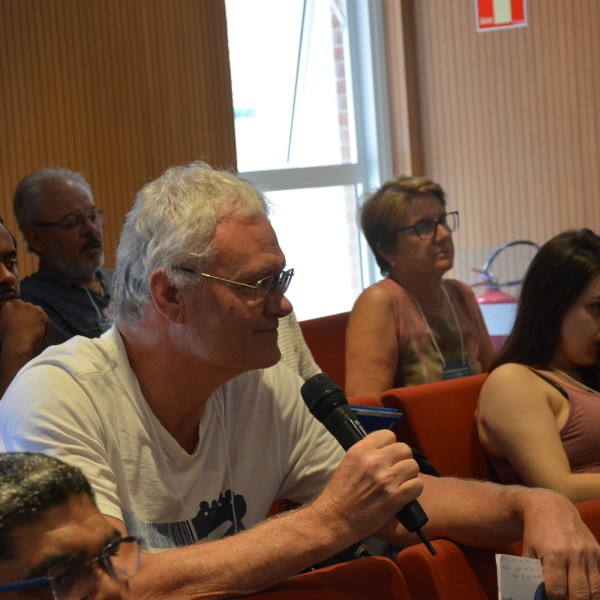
left=350, top=284, right=394, bottom=317
left=348, top=285, right=396, bottom=333
left=484, top=363, right=535, bottom=384
left=480, top=363, right=547, bottom=407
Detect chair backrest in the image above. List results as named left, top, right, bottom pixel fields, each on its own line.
left=245, top=556, right=411, bottom=599
left=396, top=499, right=600, bottom=600
left=575, top=498, right=600, bottom=540
left=299, top=311, right=349, bottom=387
left=396, top=538, right=508, bottom=600
left=381, top=373, right=491, bottom=479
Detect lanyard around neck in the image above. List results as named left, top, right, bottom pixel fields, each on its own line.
left=409, top=284, right=466, bottom=368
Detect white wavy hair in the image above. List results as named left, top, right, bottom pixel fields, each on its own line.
left=108, top=161, right=269, bottom=323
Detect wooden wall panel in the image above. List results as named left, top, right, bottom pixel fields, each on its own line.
left=387, top=0, right=600, bottom=289
left=0, top=0, right=236, bottom=277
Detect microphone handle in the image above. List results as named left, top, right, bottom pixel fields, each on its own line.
left=324, top=408, right=436, bottom=555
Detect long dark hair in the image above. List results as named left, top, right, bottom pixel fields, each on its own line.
left=494, top=229, right=600, bottom=375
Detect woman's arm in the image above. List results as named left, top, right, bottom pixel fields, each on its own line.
left=477, top=363, right=600, bottom=502
left=345, top=286, right=399, bottom=395
left=474, top=308, right=496, bottom=371
left=461, top=283, right=496, bottom=371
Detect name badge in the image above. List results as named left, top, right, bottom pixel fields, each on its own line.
left=442, top=359, right=472, bottom=380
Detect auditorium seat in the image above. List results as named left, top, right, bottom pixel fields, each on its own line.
left=299, top=311, right=349, bottom=387
left=396, top=497, right=600, bottom=600
left=381, top=374, right=491, bottom=479
left=576, top=498, right=600, bottom=541
left=347, top=394, right=384, bottom=408
left=243, top=556, right=411, bottom=599
left=396, top=538, right=515, bottom=600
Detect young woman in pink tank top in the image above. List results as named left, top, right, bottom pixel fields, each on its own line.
left=477, top=229, right=600, bottom=502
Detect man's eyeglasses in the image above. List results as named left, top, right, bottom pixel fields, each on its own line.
left=174, top=266, right=294, bottom=302
left=395, top=211, right=459, bottom=240
left=0, top=535, right=141, bottom=599
left=30, top=208, right=104, bottom=231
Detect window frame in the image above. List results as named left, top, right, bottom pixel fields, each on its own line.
left=231, top=0, right=393, bottom=297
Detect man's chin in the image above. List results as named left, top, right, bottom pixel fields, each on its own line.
left=63, top=256, right=104, bottom=280
left=253, top=346, right=282, bottom=371
left=84, top=249, right=104, bottom=265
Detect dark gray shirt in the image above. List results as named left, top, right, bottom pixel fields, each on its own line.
left=20, top=266, right=114, bottom=341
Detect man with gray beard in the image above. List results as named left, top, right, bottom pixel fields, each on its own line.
left=13, top=167, right=113, bottom=341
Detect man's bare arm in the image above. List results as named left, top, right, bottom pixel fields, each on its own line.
left=380, top=476, right=600, bottom=600
left=110, top=431, right=423, bottom=599
left=0, top=301, right=47, bottom=396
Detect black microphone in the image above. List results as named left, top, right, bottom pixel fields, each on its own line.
left=301, top=372, right=436, bottom=555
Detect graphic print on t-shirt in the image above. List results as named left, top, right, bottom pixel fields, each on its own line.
left=123, top=489, right=247, bottom=549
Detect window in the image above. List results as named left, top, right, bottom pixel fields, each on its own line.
left=225, top=0, right=391, bottom=319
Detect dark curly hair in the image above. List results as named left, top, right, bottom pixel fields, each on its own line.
left=0, top=453, right=94, bottom=559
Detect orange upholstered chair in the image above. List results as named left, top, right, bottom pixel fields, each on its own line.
left=299, top=311, right=349, bottom=387
left=381, top=374, right=491, bottom=479
left=347, top=394, right=385, bottom=408
left=576, top=498, right=600, bottom=541
left=244, top=556, right=411, bottom=599
left=395, top=538, right=525, bottom=600
left=395, top=499, right=600, bottom=600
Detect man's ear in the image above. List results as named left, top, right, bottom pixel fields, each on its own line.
left=23, top=225, right=44, bottom=254
left=148, top=270, right=186, bottom=323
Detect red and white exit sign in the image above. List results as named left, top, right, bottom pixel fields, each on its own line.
left=475, top=0, right=527, bottom=32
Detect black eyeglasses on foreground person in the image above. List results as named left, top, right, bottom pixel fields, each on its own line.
left=0, top=535, right=141, bottom=599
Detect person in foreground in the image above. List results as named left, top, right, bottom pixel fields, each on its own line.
left=346, top=174, right=494, bottom=396
left=0, top=163, right=599, bottom=600
left=0, top=452, right=139, bottom=599
left=13, top=167, right=113, bottom=340
left=477, top=229, right=600, bottom=502
left=0, top=217, right=51, bottom=396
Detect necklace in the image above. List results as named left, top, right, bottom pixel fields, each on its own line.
left=409, top=283, right=466, bottom=368
left=550, top=367, right=600, bottom=395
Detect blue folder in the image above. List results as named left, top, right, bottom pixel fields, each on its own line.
left=349, top=404, right=402, bottom=433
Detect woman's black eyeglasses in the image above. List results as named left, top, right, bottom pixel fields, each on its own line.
left=395, top=211, right=459, bottom=240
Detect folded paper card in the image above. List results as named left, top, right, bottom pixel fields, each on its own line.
left=496, top=554, right=545, bottom=600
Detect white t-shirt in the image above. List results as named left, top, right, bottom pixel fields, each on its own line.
left=0, top=327, right=344, bottom=551
left=277, top=312, right=321, bottom=381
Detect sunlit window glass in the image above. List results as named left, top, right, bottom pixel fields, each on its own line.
left=226, top=0, right=388, bottom=319
left=226, top=0, right=356, bottom=171
left=268, top=186, right=361, bottom=319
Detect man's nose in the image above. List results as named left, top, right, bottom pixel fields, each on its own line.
left=266, top=289, right=293, bottom=318
left=80, top=214, right=102, bottom=236
left=0, top=263, right=17, bottom=286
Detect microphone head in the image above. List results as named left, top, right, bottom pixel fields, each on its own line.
left=301, top=373, right=348, bottom=422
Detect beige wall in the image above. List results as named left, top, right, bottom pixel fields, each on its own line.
left=0, top=0, right=236, bottom=277
left=3, top=0, right=598, bottom=289
left=385, top=0, right=600, bottom=288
